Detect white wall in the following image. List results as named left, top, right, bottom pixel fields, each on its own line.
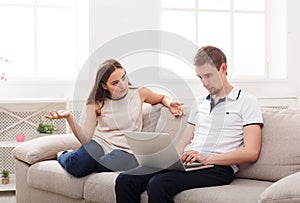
left=88, top=0, right=300, bottom=104
left=89, top=0, right=160, bottom=54
left=1, top=0, right=300, bottom=106
left=0, top=80, right=75, bottom=99
left=0, top=0, right=160, bottom=100
left=297, top=0, right=300, bottom=97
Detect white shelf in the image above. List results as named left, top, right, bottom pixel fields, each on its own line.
left=0, top=141, right=21, bottom=148
left=0, top=175, right=16, bottom=191
left=0, top=97, right=69, bottom=104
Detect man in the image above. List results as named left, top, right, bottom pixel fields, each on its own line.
left=115, top=46, right=263, bottom=203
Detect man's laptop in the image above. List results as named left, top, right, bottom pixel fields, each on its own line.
left=124, top=131, right=214, bottom=172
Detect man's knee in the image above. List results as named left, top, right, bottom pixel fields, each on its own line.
left=147, top=175, right=176, bottom=203
left=115, top=173, right=134, bottom=196
left=116, top=173, right=130, bottom=188
left=147, top=175, right=165, bottom=196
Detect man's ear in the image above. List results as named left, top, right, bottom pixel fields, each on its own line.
left=221, top=63, right=228, bottom=75
left=101, top=83, right=108, bottom=90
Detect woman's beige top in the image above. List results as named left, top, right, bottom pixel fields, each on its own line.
left=92, top=88, right=143, bottom=154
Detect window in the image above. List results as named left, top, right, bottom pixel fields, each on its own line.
left=0, top=0, right=88, bottom=79
left=160, top=0, right=287, bottom=80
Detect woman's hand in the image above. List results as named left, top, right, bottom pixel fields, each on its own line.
left=169, top=101, right=184, bottom=117
left=181, top=150, right=211, bottom=165
left=44, top=110, right=71, bottom=120
left=138, top=87, right=184, bottom=117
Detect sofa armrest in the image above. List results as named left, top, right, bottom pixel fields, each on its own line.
left=258, top=172, right=300, bottom=203
left=12, top=134, right=81, bottom=165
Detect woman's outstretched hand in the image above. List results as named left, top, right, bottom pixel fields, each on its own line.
left=44, top=110, right=71, bottom=120
left=169, top=101, right=184, bottom=117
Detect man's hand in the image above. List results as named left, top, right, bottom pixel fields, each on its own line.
left=181, top=150, right=211, bottom=164
left=44, top=110, right=71, bottom=120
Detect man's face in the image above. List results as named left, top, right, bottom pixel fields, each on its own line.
left=195, top=63, right=224, bottom=96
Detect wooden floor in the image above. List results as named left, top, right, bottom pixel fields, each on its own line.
left=0, top=191, right=16, bottom=203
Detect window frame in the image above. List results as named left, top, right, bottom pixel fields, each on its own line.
left=159, top=0, right=292, bottom=84
left=0, top=0, right=89, bottom=82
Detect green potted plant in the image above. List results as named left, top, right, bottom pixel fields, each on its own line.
left=36, top=120, right=57, bottom=134
left=1, top=169, right=9, bottom=184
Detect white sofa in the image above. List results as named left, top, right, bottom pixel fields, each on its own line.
left=12, top=105, right=300, bottom=203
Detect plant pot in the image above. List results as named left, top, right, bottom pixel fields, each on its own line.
left=2, top=178, right=9, bottom=184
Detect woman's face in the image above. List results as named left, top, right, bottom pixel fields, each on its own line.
left=102, top=68, right=128, bottom=98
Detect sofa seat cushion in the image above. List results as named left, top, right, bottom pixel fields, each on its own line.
left=84, top=172, right=120, bottom=203
left=172, top=178, right=273, bottom=203
left=27, top=160, right=89, bottom=200
left=83, top=171, right=272, bottom=203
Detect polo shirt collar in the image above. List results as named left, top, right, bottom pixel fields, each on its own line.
left=206, top=86, right=241, bottom=101
left=227, top=86, right=241, bottom=100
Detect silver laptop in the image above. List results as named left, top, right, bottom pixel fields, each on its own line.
left=124, top=131, right=214, bottom=172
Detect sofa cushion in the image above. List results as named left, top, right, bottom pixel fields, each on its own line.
left=82, top=172, right=272, bottom=203
left=142, top=103, right=163, bottom=132
left=12, top=134, right=81, bottom=164
left=173, top=178, right=272, bottom=203
left=236, top=109, right=300, bottom=181
left=84, top=172, right=120, bottom=202
left=155, top=106, right=189, bottom=140
left=258, top=172, right=300, bottom=203
left=27, top=160, right=89, bottom=200
left=141, top=178, right=271, bottom=203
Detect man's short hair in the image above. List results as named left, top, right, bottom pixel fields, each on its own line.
left=194, top=46, right=227, bottom=71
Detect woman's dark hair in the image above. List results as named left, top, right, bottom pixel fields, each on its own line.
left=86, top=59, right=128, bottom=108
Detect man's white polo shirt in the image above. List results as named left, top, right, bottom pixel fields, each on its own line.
left=184, top=86, right=263, bottom=156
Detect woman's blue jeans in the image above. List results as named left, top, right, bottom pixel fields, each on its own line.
left=57, top=140, right=138, bottom=177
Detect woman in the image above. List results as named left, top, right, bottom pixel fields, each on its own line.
left=45, top=59, right=183, bottom=177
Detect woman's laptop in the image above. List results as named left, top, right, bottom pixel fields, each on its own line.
left=124, top=131, right=214, bottom=172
